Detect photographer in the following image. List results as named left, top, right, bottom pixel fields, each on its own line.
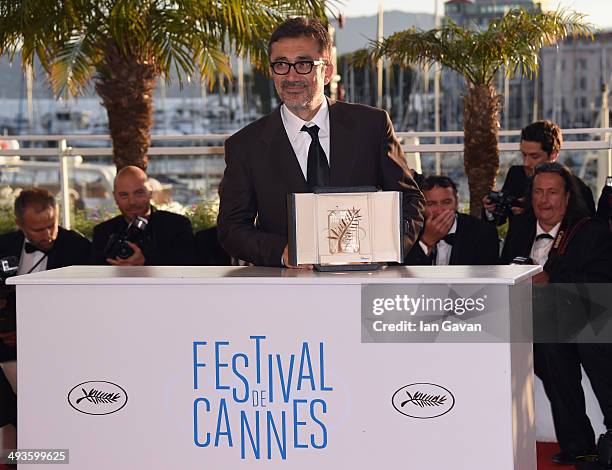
left=0, top=187, right=90, bottom=446
left=92, top=166, right=194, bottom=266
left=483, top=120, right=595, bottom=225
left=501, top=163, right=612, bottom=465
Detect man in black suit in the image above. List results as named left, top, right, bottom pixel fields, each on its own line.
left=0, top=187, right=90, bottom=442
left=484, top=120, right=595, bottom=225
left=217, top=17, right=424, bottom=267
left=404, top=176, right=498, bottom=265
left=501, top=162, right=612, bottom=465
left=92, top=166, right=194, bottom=266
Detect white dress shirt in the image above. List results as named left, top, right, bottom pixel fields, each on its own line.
left=17, top=239, right=48, bottom=275
left=418, top=217, right=458, bottom=266
left=280, top=99, right=330, bottom=180
left=530, top=221, right=561, bottom=266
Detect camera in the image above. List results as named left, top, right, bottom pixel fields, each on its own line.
left=488, top=190, right=520, bottom=224
left=0, top=256, right=18, bottom=333
left=103, top=216, right=149, bottom=260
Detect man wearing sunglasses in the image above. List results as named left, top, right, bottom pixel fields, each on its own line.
left=218, top=17, right=424, bottom=267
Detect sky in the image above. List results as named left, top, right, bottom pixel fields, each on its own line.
left=341, top=0, right=612, bottom=29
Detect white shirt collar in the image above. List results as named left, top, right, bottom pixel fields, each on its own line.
left=535, top=221, right=561, bottom=239
left=280, top=98, right=329, bottom=142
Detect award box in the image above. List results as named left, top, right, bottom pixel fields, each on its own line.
left=287, top=187, right=403, bottom=270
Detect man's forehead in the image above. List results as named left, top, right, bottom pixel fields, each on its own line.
left=270, top=36, right=322, bottom=59
left=114, top=175, right=147, bottom=192
left=520, top=140, right=545, bottom=153
left=424, top=186, right=455, bottom=199
left=533, top=172, right=564, bottom=188
left=22, top=205, right=56, bottom=223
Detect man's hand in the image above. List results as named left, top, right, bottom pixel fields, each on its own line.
left=420, top=210, right=455, bottom=252
left=510, top=197, right=527, bottom=215
left=282, top=245, right=313, bottom=270
left=482, top=195, right=496, bottom=213
left=107, top=242, right=146, bottom=266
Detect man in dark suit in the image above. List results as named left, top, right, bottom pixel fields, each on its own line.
left=92, top=166, right=194, bottom=266
left=217, top=17, right=424, bottom=267
left=484, top=120, right=595, bottom=225
left=0, top=187, right=91, bottom=443
left=501, top=162, right=612, bottom=465
left=404, top=176, right=498, bottom=265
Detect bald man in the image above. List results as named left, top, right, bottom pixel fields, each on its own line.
left=92, top=166, right=195, bottom=266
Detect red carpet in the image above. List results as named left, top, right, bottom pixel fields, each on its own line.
left=0, top=442, right=567, bottom=469
left=538, top=441, right=563, bottom=469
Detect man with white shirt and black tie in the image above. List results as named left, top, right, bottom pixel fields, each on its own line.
left=501, top=162, right=612, bottom=465
left=0, top=188, right=90, bottom=445
left=217, top=17, right=424, bottom=268
left=404, top=176, right=499, bottom=266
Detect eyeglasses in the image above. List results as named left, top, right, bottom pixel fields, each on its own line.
left=270, top=60, right=326, bottom=75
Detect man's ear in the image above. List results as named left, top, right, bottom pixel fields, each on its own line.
left=550, top=150, right=559, bottom=162
left=324, top=60, right=334, bottom=85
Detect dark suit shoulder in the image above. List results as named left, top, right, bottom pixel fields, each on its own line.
left=0, top=231, right=23, bottom=258
left=225, top=109, right=276, bottom=146
left=151, top=210, right=190, bottom=224
left=93, top=215, right=124, bottom=236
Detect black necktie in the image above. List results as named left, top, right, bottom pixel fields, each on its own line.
left=25, top=242, right=41, bottom=254
left=535, top=233, right=554, bottom=241
left=301, top=124, right=329, bottom=190
left=442, top=233, right=455, bottom=245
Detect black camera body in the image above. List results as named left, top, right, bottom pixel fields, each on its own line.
left=489, top=190, right=520, bottom=224
left=103, top=216, right=149, bottom=260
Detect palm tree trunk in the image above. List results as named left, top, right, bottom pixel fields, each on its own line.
left=463, top=83, right=501, bottom=216
left=95, top=40, right=157, bottom=171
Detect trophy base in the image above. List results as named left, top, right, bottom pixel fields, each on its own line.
left=314, top=263, right=381, bottom=272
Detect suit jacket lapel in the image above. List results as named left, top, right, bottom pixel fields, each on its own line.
left=261, top=107, right=308, bottom=192
left=328, top=99, right=356, bottom=186
left=46, top=227, right=64, bottom=269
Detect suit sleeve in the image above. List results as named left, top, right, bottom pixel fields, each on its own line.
left=547, top=220, right=612, bottom=283
left=91, top=224, right=109, bottom=265
left=166, top=216, right=195, bottom=266
left=403, top=241, right=429, bottom=265
left=378, top=110, right=425, bottom=253
left=475, top=221, right=500, bottom=264
left=217, top=136, right=287, bottom=267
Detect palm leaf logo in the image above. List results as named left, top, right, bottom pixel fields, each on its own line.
left=75, top=388, right=121, bottom=405
left=328, top=207, right=362, bottom=253
left=400, top=390, right=447, bottom=408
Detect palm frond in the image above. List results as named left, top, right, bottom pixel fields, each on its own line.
left=369, top=7, right=595, bottom=86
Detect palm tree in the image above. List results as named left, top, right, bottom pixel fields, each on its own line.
left=0, top=0, right=334, bottom=170
left=366, top=8, right=594, bottom=215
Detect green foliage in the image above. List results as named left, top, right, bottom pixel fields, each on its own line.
left=0, top=0, right=338, bottom=97
left=185, top=196, right=219, bottom=233
left=72, top=206, right=119, bottom=240
left=0, top=204, right=16, bottom=235
left=367, top=8, right=595, bottom=86
left=0, top=196, right=219, bottom=239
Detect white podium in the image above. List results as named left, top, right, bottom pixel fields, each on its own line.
left=9, top=265, right=540, bottom=470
